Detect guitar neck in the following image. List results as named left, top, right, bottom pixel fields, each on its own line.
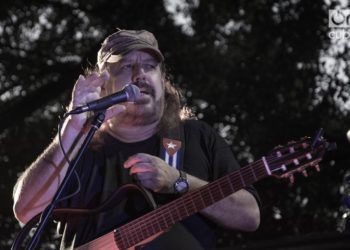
left=114, top=159, right=269, bottom=249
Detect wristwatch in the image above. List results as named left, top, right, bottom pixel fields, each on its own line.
left=174, top=170, right=189, bottom=194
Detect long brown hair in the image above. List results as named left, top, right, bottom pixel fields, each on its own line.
left=159, top=73, right=194, bottom=133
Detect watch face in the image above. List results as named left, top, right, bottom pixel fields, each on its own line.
left=175, top=179, right=188, bottom=193
left=176, top=181, right=187, bottom=191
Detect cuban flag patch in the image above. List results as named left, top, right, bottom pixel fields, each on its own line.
left=162, top=138, right=182, bottom=169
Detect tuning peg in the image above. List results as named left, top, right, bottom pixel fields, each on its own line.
left=314, top=165, right=320, bottom=172
left=273, top=145, right=283, bottom=150
left=289, top=175, right=295, bottom=184
left=306, top=153, right=312, bottom=160
left=281, top=165, right=287, bottom=171
left=302, top=170, right=308, bottom=177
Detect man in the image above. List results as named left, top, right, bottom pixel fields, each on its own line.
left=13, top=29, right=260, bottom=249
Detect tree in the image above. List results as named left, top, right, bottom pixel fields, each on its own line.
left=1, top=0, right=349, bottom=248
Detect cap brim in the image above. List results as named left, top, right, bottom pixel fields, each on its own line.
left=105, top=44, right=164, bottom=64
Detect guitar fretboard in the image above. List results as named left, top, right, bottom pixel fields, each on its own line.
left=114, top=159, right=269, bottom=249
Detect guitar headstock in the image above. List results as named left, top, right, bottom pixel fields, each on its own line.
left=265, top=129, right=336, bottom=182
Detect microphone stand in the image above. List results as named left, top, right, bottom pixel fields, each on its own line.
left=13, top=111, right=105, bottom=250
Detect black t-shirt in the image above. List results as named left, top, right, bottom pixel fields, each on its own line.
left=56, top=120, right=259, bottom=249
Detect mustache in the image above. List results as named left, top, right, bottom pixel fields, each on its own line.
left=134, top=80, right=155, bottom=97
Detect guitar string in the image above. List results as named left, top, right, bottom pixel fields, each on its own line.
left=119, top=162, right=307, bottom=246
left=117, top=147, right=316, bottom=247
left=116, top=150, right=309, bottom=247
left=115, top=159, right=269, bottom=247
left=79, top=150, right=318, bottom=247
left=81, top=232, right=115, bottom=249
left=114, top=147, right=315, bottom=247
left=115, top=168, right=262, bottom=246
left=83, top=142, right=315, bottom=247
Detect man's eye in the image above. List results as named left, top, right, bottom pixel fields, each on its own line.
left=121, top=64, right=132, bottom=70
left=144, top=64, right=156, bottom=69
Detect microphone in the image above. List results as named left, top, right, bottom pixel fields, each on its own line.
left=69, top=84, right=140, bottom=114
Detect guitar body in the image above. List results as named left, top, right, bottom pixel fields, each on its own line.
left=73, top=184, right=161, bottom=250
left=76, top=231, right=163, bottom=250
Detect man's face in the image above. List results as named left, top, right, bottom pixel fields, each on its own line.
left=105, top=49, right=165, bottom=125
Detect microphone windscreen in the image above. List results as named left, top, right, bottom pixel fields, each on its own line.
left=124, top=84, right=141, bottom=102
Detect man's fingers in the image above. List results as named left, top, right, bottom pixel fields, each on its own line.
left=76, top=74, right=86, bottom=84
left=84, top=92, right=101, bottom=102
left=124, top=153, right=151, bottom=168
left=85, top=71, right=109, bottom=87
left=129, top=163, right=154, bottom=175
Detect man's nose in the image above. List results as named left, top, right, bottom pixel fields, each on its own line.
left=132, top=64, right=146, bottom=83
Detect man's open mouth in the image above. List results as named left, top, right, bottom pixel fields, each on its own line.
left=140, top=90, right=150, bottom=95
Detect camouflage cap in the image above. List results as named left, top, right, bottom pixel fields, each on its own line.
left=97, top=29, right=164, bottom=69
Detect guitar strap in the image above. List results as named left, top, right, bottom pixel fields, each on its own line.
left=158, top=122, right=185, bottom=170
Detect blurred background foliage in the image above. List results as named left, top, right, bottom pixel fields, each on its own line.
left=1, top=0, right=350, bottom=249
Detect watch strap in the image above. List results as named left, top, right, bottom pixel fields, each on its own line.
left=179, top=170, right=186, bottom=179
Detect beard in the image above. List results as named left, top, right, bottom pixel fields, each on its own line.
left=108, top=93, right=164, bottom=127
